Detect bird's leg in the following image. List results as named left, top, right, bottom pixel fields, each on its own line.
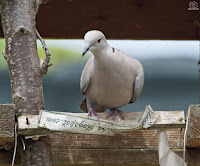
left=106, top=109, right=114, bottom=118
left=117, top=110, right=125, bottom=120
left=88, top=105, right=101, bottom=119
left=107, top=109, right=125, bottom=121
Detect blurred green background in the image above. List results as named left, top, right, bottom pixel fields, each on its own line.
left=0, top=39, right=199, bottom=113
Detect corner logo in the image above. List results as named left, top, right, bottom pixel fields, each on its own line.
left=188, top=1, right=199, bottom=10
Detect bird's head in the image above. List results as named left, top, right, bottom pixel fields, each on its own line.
left=82, top=30, right=108, bottom=57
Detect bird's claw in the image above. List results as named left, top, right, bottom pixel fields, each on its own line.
left=106, top=109, right=125, bottom=121
left=88, top=107, right=101, bottom=119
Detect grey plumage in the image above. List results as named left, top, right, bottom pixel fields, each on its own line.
left=80, top=30, right=144, bottom=119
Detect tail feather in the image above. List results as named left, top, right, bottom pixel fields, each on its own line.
left=79, top=97, right=88, bottom=113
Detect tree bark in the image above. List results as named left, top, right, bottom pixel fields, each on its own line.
left=0, top=0, right=52, bottom=165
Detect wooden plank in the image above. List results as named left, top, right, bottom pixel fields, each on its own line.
left=51, top=149, right=200, bottom=166
left=148, top=111, right=185, bottom=129
left=0, top=0, right=199, bottom=39
left=0, top=128, right=199, bottom=165
left=1, top=147, right=200, bottom=165
left=0, top=104, right=14, bottom=150
left=2, top=105, right=200, bottom=165
left=75, top=111, right=186, bottom=128
left=187, top=104, right=200, bottom=148
left=50, top=129, right=184, bottom=150
left=17, top=111, right=185, bottom=136
left=18, top=115, right=51, bottom=136
left=0, top=148, right=20, bottom=166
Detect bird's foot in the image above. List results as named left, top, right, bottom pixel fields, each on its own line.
left=106, top=109, right=125, bottom=121
left=88, top=106, right=101, bottom=119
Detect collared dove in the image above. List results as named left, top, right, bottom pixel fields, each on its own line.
left=80, top=30, right=144, bottom=120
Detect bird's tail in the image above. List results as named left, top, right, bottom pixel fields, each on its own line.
left=79, top=97, right=88, bottom=113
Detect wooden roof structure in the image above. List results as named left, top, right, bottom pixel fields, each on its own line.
left=0, top=0, right=199, bottom=39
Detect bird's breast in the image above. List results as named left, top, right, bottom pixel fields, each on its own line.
left=86, top=67, right=134, bottom=109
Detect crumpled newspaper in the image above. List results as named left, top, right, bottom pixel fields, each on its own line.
left=157, top=130, right=187, bottom=166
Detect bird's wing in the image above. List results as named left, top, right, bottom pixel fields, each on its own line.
left=80, top=56, right=93, bottom=94
left=130, top=74, right=144, bottom=103
left=114, top=49, right=144, bottom=104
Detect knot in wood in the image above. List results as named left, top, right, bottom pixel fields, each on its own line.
left=16, top=26, right=29, bottom=35
left=13, top=92, right=26, bottom=103
left=20, top=28, right=25, bottom=33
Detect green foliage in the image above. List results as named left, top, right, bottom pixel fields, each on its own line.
left=0, top=39, right=7, bottom=70
left=0, top=39, right=84, bottom=71
left=37, top=44, right=82, bottom=72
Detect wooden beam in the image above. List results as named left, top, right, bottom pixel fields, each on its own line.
left=50, top=148, right=200, bottom=166
left=1, top=130, right=200, bottom=165
left=187, top=104, right=200, bottom=148
left=0, top=0, right=199, bottom=39
left=18, top=115, right=51, bottom=136
left=17, top=110, right=185, bottom=136
left=50, top=130, right=183, bottom=150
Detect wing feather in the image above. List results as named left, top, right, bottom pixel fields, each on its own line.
left=80, top=57, right=93, bottom=94
left=130, top=74, right=144, bottom=103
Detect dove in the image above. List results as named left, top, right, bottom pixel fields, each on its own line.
left=80, top=30, right=144, bottom=120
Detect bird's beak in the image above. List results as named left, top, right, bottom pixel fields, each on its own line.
left=82, top=45, right=92, bottom=57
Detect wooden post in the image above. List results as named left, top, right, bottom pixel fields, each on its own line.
left=186, top=105, right=200, bottom=148
left=0, top=0, right=52, bottom=165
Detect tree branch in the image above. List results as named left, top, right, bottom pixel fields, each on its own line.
left=35, top=28, right=52, bottom=75
left=2, top=49, right=7, bottom=60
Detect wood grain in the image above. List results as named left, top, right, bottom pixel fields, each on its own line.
left=0, top=128, right=200, bottom=165
left=1, top=105, right=200, bottom=165
left=51, top=149, right=200, bottom=166
left=187, top=104, right=200, bottom=148
left=50, top=129, right=184, bottom=149
left=1, top=144, right=200, bottom=165
left=17, top=110, right=185, bottom=136
left=0, top=104, right=14, bottom=150
left=18, top=115, right=51, bottom=136
left=0, top=0, right=199, bottom=39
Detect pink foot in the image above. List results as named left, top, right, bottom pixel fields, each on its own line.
left=88, top=106, right=101, bottom=119
left=106, top=109, right=125, bottom=121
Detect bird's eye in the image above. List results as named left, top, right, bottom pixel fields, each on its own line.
left=97, top=39, right=101, bottom=43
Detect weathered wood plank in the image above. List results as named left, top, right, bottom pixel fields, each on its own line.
left=18, top=115, right=51, bottom=136
left=0, top=0, right=199, bottom=39
left=0, top=126, right=199, bottom=165
left=50, top=129, right=184, bottom=149
left=32, top=0, right=200, bottom=40
left=0, top=148, right=20, bottom=166
left=1, top=148, right=200, bottom=166
left=187, top=104, right=200, bottom=148
left=1, top=105, right=200, bottom=165
left=51, top=149, right=200, bottom=166
left=76, top=111, right=186, bottom=128
left=18, top=111, right=185, bottom=136
left=0, top=104, right=14, bottom=150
